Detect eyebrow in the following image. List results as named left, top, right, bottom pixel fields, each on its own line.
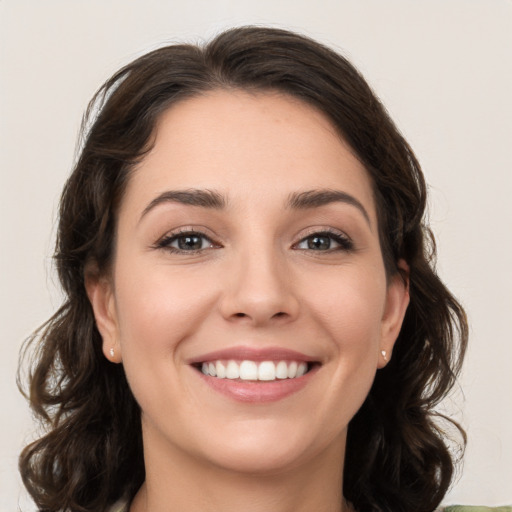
left=139, top=187, right=371, bottom=226
left=287, top=189, right=371, bottom=226
left=140, top=189, right=226, bottom=221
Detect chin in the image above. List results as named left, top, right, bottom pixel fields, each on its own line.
left=192, top=417, right=345, bottom=476
left=203, top=441, right=310, bottom=476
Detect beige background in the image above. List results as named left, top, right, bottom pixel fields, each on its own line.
left=1, top=1, right=511, bottom=510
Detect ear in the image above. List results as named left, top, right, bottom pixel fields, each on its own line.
left=84, top=269, right=122, bottom=363
left=378, top=259, right=410, bottom=369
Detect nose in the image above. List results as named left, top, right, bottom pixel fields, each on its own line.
left=219, top=247, right=300, bottom=326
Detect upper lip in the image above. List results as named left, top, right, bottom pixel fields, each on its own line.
left=187, top=346, right=319, bottom=365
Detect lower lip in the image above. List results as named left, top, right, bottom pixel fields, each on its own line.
left=195, top=367, right=318, bottom=403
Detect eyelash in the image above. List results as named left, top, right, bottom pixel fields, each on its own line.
left=293, top=229, right=354, bottom=252
left=154, top=229, right=219, bottom=254
left=154, top=228, right=354, bottom=254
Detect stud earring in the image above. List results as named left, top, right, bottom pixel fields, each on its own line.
left=109, top=347, right=115, bottom=358
left=381, top=350, right=388, bottom=362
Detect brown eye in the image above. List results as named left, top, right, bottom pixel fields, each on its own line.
left=295, top=231, right=354, bottom=252
left=176, top=234, right=204, bottom=250
left=307, top=235, right=332, bottom=250
left=157, top=231, right=217, bottom=253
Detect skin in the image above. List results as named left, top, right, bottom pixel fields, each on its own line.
left=87, top=90, right=409, bottom=512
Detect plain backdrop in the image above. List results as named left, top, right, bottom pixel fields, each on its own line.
left=1, top=1, right=511, bottom=510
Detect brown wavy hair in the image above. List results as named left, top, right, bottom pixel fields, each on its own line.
left=18, top=26, right=468, bottom=512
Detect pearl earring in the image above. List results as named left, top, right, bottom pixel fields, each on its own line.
left=109, top=348, right=115, bottom=358
left=381, top=350, right=388, bottom=362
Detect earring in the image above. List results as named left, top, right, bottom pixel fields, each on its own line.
left=109, top=347, right=115, bottom=358
left=381, top=350, right=388, bottom=362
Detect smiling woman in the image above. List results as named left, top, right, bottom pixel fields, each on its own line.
left=18, top=27, right=469, bottom=512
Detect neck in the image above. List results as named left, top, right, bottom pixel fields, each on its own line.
left=130, top=425, right=349, bottom=512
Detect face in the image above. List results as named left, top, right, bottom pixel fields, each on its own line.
left=88, top=90, right=408, bottom=477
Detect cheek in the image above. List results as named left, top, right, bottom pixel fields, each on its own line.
left=306, top=264, right=387, bottom=349
left=114, top=262, right=217, bottom=357
left=112, top=266, right=215, bottom=419
left=304, top=265, right=386, bottom=407
left=288, top=266, right=387, bottom=447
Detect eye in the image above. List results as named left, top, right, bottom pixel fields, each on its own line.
left=156, top=230, right=218, bottom=253
left=294, top=231, right=354, bottom=252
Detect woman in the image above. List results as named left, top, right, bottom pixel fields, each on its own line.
left=19, top=26, right=470, bottom=512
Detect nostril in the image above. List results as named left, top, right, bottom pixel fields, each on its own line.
left=232, top=311, right=286, bottom=320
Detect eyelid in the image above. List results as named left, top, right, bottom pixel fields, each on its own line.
left=292, top=227, right=354, bottom=251
left=153, top=226, right=222, bottom=253
left=152, top=225, right=354, bottom=254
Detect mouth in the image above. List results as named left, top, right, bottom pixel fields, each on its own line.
left=188, top=346, right=321, bottom=402
left=194, top=359, right=316, bottom=381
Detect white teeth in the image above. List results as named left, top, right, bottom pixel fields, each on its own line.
left=216, top=360, right=226, bottom=378
left=276, top=361, right=288, bottom=379
left=226, top=360, right=240, bottom=379
left=258, top=361, right=276, bottom=380
left=287, top=361, right=298, bottom=378
left=239, top=360, right=258, bottom=380
left=200, top=360, right=310, bottom=381
left=296, top=362, right=307, bottom=377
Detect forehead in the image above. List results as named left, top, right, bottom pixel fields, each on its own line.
left=121, top=90, right=376, bottom=220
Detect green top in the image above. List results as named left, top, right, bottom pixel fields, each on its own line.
left=443, top=508, right=512, bottom=512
